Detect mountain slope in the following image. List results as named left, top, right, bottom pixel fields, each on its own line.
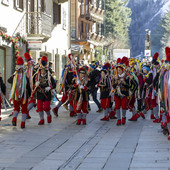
left=127, top=0, right=170, bottom=57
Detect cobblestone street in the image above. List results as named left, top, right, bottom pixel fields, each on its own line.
left=0, top=98, right=169, bottom=170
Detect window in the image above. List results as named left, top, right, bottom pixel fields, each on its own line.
left=1, top=0, right=9, bottom=6
left=30, top=0, right=34, bottom=12
left=15, top=0, right=24, bottom=11
left=53, top=2, right=61, bottom=25
left=81, top=21, right=84, bottom=33
left=41, top=0, right=45, bottom=12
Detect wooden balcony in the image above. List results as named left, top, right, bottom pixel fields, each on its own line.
left=80, top=32, right=104, bottom=46
left=80, top=4, right=104, bottom=23
left=13, top=12, right=52, bottom=42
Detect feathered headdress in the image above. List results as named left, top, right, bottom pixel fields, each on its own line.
left=78, top=66, right=88, bottom=74
left=16, top=56, right=24, bottom=65
left=40, top=56, right=48, bottom=68
left=165, top=47, right=170, bottom=63
left=24, top=52, right=31, bottom=61
left=116, top=56, right=129, bottom=70
left=152, top=52, right=159, bottom=65
left=102, top=63, right=111, bottom=70
left=90, top=61, right=99, bottom=69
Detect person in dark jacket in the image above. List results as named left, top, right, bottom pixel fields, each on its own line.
left=136, top=71, right=144, bottom=115
left=0, top=73, right=6, bottom=121
left=128, top=72, right=141, bottom=121
left=98, top=68, right=111, bottom=121
left=52, top=55, right=76, bottom=117
left=151, top=52, right=161, bottom=123
left=142, top=64, right=154, bottom=119
left=8, top=57, right=31, bottom=128
left=89, top=62, right=102, bottom=112
left=33, top=56, right=56, bottom=125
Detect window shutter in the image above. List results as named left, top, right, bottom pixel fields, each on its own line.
left=41, top=0, right=45, bottom=12
left=58, top=5, right=61, bottom=24
left=19, top=0, right=23, bottom=9
left=53, top=2, right=57, bottom=24
left=53, top=2, right=61, bottom=25
left=30, top=0, right=34, bottom=12
left=14, top=0, right=23, bottom=10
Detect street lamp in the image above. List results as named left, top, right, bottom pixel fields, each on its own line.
left=145, top=29, right=151, bottom=61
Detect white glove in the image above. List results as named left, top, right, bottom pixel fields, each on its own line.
left=129, top=91, right=132, bottom=96
left=80, top=85, right=84, bottom=89
left=35, top=81, right=40, bottom=87
left=77, top=80, right=80, bottom=85
left=45, top=87, right=51, bottom=92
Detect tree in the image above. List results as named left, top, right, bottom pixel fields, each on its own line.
left=104, top=0, right=132, bottom=48
left=161, top=8, right=170, bottom=49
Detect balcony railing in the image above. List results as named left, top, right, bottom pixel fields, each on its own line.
left=80, top=31, right=104, bottom=46
left=80, top=4, right=104, bottom=23
left=13, top=12, right=52, bottom=40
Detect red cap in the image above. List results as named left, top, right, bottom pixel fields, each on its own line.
left=24, top=52, right=31, bottom=61
left=117, top=58, right=121, bottom=64
left=166, top=53, right=170, bottom=62
left=41, top=56, right=48, bottom=66
left=121, top=56, right=128, bottom=64
left=153, top=52, right=159, bottom=61
left=165, top=47, right=170, bottom=56
left=104, top=63, right=111, bottom=69
left=125, top=60, right=129, bottom=67
left=16, top=57, right=24, bottom=65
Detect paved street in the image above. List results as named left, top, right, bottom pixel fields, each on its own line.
left=0, top=98, right=170, bottom=170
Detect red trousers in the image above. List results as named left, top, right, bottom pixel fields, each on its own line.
left=128, top=95, right=135, bottom=110
left=74, top=101, right=88, bottom=113
left=145, top=92, right=157, bottom=111
left=0, top=96, right=1, bottom=116
left=151, top=96, right=157, bottom=109
left=29, top=96, right=36, bottom=105
left=167, top=114, right=170, bottom=123
left=101, top=98, right=111, bottom=109
left=37, top=100, right=51, bottom=112
left=61, top=91, right=74, bottom=107
left=13, top=98, right=28, bottom=114
left=114, top=96, right=128, bottom=110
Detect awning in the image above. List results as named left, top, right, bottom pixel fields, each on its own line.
left=71, top=44, right=83, bottom=54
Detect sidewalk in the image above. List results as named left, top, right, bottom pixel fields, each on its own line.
left=0, top=99, right=169, bottom=170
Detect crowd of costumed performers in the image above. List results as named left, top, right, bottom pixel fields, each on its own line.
left=0, top=47, right=170, bottom=140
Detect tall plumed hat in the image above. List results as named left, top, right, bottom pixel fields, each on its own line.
left=116, top=56, right=129, bottom=70
left=89, top=61, right=99, bottom=69
left=102, top=63, right=111, bottom=70
left=41, top=56, right=48, bottom=67
left=16, top=56, right=24, bottom=65
left=24, top=52, right=31, bottom=61
left=165, top=47, right=170, bottom=63
left=152, top=52, right=159, bottom=65
left=101, top=63, right=111, bottom=74
left=78, top=65, right=88, bottom=74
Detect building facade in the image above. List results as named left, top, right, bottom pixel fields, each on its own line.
left=0, top=0, right=69, bottom=96
left=71, top=0, right=104, bottom=64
